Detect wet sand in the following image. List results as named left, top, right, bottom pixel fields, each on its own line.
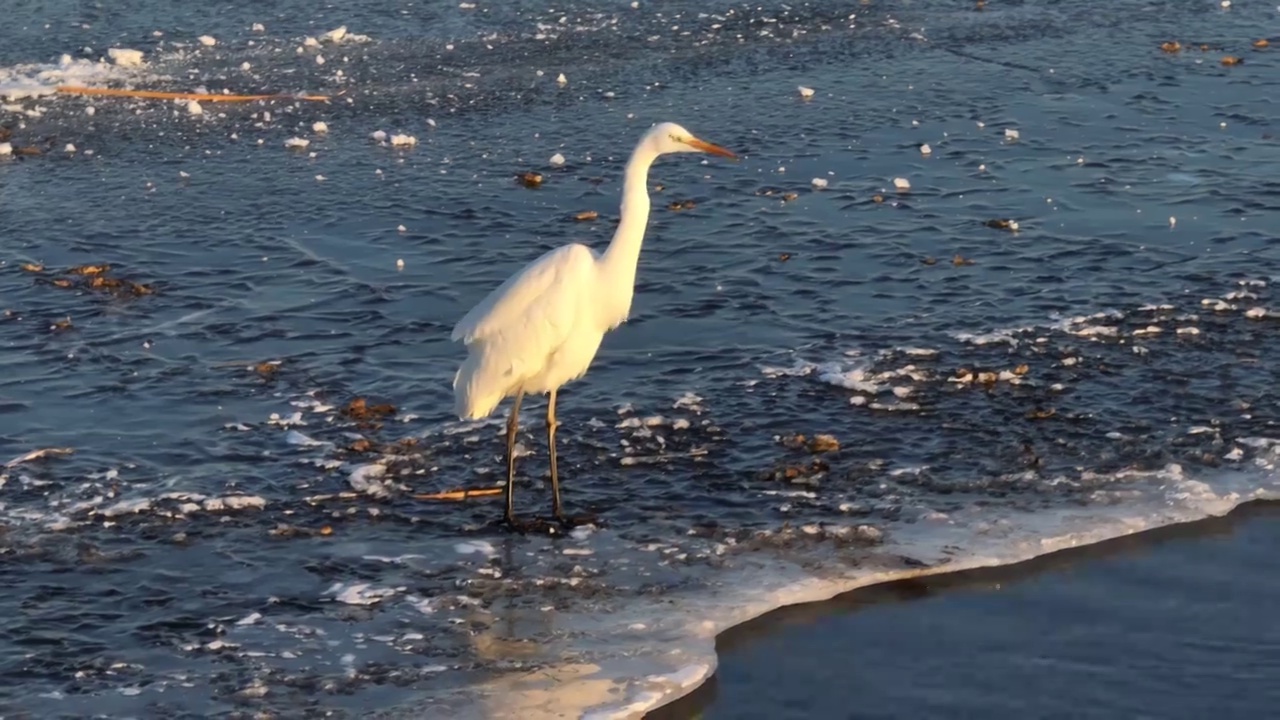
left=653, top=501, right=1280, bottom=720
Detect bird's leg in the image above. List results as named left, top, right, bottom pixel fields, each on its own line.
left=547, top=390, right=599, bottom=529
left=503, top=389, right=525, bottom=529
left=547, top=388, right=564, bottom=522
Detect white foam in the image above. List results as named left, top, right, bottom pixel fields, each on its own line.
left=0, top=56, right=150, bottom=100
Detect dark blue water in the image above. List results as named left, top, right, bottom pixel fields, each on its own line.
left=2, top=1, right=1279, bottom=717
left=682, top=502, right=1280, bottom=720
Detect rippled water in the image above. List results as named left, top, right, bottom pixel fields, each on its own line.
left=2, top=0, right=1279, bottom=717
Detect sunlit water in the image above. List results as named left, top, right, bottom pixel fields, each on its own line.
left=2, top=1, right=1279, bottom=717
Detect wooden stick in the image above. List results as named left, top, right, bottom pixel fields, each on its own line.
left=55, top=86, right=331, bottom=103
left=414, top=487, right=503, bottom=501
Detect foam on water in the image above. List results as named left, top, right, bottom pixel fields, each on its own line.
left=0, top=55, right=153, bottom=101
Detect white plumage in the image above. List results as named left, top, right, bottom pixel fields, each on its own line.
left=449, top=121, right=737, bottom=530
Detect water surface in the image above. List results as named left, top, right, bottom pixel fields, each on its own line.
left=1, top=0, right=1279, bottom=717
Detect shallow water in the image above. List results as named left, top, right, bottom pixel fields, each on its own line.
left=1, top=0, right=1279, bottom=717
left=672, top=502, right=1280, bottom=720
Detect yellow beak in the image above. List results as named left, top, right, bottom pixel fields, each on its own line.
left=685, top=136, right=738, bottom=159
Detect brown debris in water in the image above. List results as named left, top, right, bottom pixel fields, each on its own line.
left=573, top=210, right=598, bottom=221
left=1160, top=41, right=1182, bottom=53
left=517, top=171, right=543, bottom=188
left=779, top=433, right=840, bottom=454
left=952, top=254, right=976, bottom=266
left=667, top=199, right=697, bottom=211
left=760, top=458, right=830, bottom=484
left=5, top=446, right=74, bottom=468
left=1221, top=55, right=1244, bottom=66
left=50, top=317, right=74, bottom=332
left=1026, top=408, right=1057, bottom=420
left=921, top=256, right=938, bottom=266
left=254, top=361, right=280, bottom=378
left=343, top=397, right=397, bottom=420
left=872, top=194, right=884, bottom=204
left=33, top=264, right=154, bottom=297
left=984, top=218, right=1019, bottom=232
left=807, top=434, right=840, bottom=453
left=1254, top=39, right=1270, bottom=49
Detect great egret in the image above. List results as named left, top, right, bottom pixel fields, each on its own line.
left=451, top=121, right=737, bottom=532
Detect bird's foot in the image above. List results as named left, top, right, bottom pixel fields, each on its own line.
left=500, top=515, right=568, bottom=536
left=554, top=511, right=602, bottom=530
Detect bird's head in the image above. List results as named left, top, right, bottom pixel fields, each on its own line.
left=645, top=121, right=737, bottom=159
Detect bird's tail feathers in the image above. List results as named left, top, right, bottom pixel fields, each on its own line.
left=453, top=345, right=514, bottom=420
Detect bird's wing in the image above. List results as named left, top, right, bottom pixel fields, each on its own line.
left=451, top=243, right=598, bottom=345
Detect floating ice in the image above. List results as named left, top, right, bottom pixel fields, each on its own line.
left=107, top=48, right=144, bottom=67
left=550, top=152, right=566, bottom=166
left=893, top=177, right=910, bottom=190
left=1005, top=128, right=1020, bottom=140
left=284, top=137, right=310, bottom=149
left=797, top=85, right=815, bottom=98
left=186, top=100, right=203, bottom=116
left=348, top=463, right=391, bottom=497
left=197, top=35, right=217, bottom=47
left=312, top=121, right=328, bottom=133
left=920, top=143, right=932, bottom=155
left=389, top=134, right=417, bottom=146
left=326, top=582, right=397, bottom=606
left=454, top=540, right=498, bottom=557
left=811, top=177, right=828, bottom=189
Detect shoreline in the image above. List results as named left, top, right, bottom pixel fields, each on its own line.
left=646, top=499, right=1280, bottom=719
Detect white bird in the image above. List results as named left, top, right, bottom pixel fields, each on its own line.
left=451, top=121, right=737, bottom=531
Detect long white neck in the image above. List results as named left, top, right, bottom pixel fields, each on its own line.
left=600, top=140, right=658, bottom=296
